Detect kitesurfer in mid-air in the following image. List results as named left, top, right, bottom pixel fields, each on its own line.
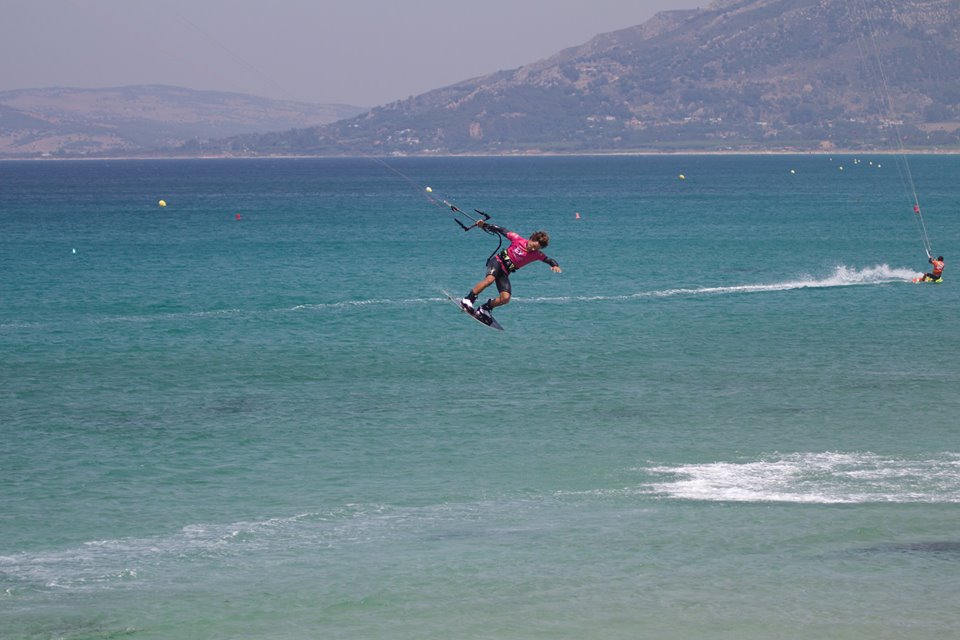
left=921, top=255, right=945, bottom=282
left=460, top=220, right=561, bottom=321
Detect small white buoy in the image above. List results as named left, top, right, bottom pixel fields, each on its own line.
left=678, top=174, right=686, bottom=181
left=790, top=169, right=796, bottom=174
left=72, top=248, right=76, bottom=254
left=425, top=186, right=432, bottom=193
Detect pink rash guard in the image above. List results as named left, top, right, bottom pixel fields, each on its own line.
left=497, top=231, right=548, bottom=272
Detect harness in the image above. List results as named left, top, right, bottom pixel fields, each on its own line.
left=497, top=249, right=518, bottom=273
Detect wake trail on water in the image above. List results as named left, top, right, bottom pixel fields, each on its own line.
left=526, top=264, right=920, bottom=305
left=0, top=266, right=920, bottom=333
left=293, top=265, right=919, bottom=313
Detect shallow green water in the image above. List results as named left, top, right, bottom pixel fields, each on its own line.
left=2, top=155, right=958, bottom=639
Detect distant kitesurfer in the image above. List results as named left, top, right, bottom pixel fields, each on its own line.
left=921, top=255, right=945, bottom=282
left=460, top=221, right=561, bottom=320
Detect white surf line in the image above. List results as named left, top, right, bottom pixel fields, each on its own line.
left=642, top=452, right=960, bottom=504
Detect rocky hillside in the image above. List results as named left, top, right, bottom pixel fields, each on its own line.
left=0, top=85, right=363, bottom=157
left=194, top=0, right=960, bottom=155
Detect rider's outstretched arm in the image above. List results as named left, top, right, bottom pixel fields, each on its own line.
left=478, top=220, right=509, bottom=237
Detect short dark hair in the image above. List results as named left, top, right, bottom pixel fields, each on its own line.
left=938, top=256, right=944, bottom=261
left=530, top=230, right=550, bottom=247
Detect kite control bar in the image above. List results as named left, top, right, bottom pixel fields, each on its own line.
left=440, top=198, right=503, bottom=259
left=449, top=204, right=491, bottom=232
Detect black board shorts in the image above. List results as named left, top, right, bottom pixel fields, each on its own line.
left=485, top=256, right=511, bottom=294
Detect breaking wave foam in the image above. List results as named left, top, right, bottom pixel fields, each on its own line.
left=0, top=501, right=515, bottom=593
left=643, top=452, right=960, bottom=503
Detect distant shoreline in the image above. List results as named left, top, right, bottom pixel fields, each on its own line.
left=3, top=149, right=960, bottom=161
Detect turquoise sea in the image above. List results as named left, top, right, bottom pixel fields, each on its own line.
left=2, top=155, right=958, bottom=639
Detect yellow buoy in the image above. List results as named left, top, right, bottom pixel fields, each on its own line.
left=678, top=174, right=686, bottom=181
left=158, top=199, right=167, bottom=207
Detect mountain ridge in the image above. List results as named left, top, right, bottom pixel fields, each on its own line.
left=0, top=85, right=364, bottom=157
left=189, top=0, right=960, bottom=156
left=5, top=0, right=959, bottom=158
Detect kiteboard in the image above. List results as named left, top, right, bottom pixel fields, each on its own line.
left=912, top=275, right=943, bottom=283
left=442, top=290, right=504, bottom=331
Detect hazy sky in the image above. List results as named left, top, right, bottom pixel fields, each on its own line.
left=3, top=0, right=703, bottom=107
